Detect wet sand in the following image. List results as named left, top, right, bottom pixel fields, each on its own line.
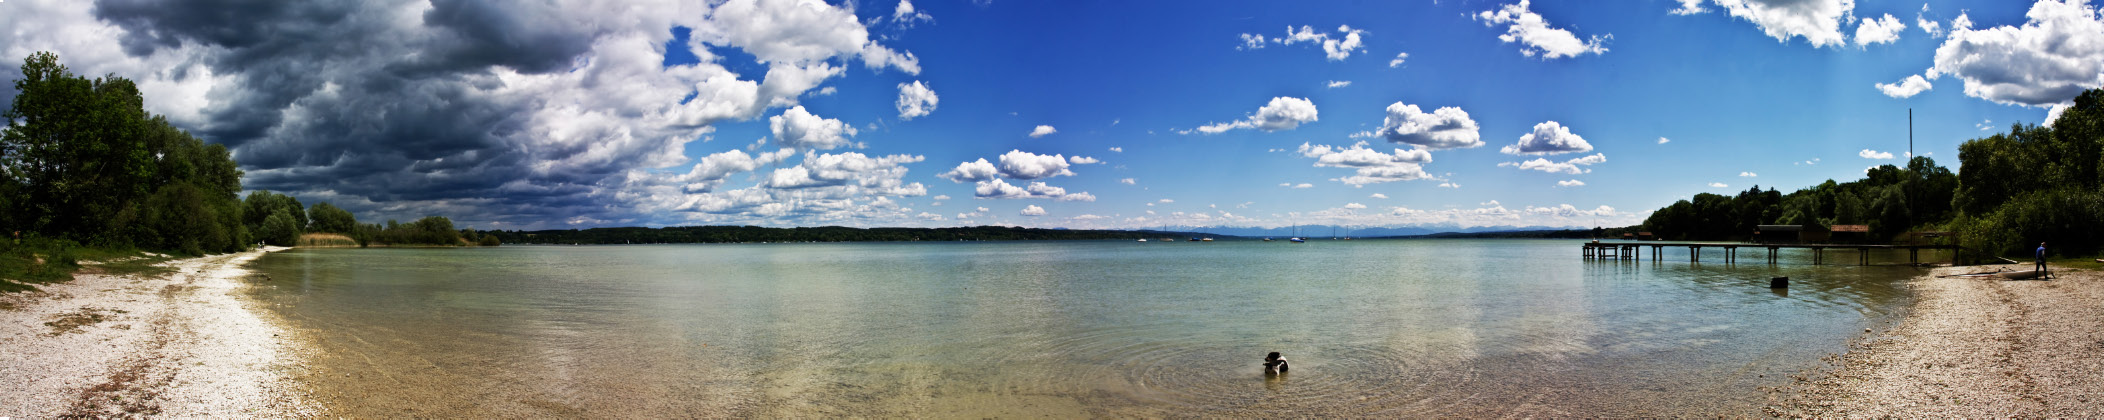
left=0, top=248, right=314, bottom=418
left=1773, top=265, right=2104, bottom=417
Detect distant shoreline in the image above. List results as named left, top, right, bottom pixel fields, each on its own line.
left=1771, top=265, right=2104, bottom=416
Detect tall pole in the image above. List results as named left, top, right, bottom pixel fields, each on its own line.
left=1908, top=109, right=1914, bottom=159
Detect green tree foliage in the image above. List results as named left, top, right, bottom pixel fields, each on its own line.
left=1949, top=89, right=2104, bottom=257
left=242, top=191, right=305, bottom=239
left=1, top=52, right=247, bottom=254
left=1640, top=88, right=2104, bottom=259
left=1642, top=156, right=1959, bottom=242
left=306, top=202, right=357, bottom=234
left=364, top=217, right=463, bottom=246
left=260, top=211, right=300, bottom=247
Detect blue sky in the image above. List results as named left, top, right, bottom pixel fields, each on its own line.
left=3, top=0, right=2097, bottom=230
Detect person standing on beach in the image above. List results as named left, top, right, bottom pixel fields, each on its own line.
left=2036, top=242, right=2049, bottom=278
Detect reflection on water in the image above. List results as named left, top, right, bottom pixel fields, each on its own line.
left=246, top=239, right=1918, bottom=417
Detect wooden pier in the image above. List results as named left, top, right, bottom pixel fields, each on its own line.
left=1581, top=242, right=1958, bottom=265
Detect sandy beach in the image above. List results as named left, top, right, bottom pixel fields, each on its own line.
left=1772, top=264, right=2104, bottom=417
left=0, top=248, right=313, bottom=418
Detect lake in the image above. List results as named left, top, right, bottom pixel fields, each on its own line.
left=244, top=239, right=1926, bottom=417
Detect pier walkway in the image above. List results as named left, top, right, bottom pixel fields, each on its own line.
left=1581, top=242, right=1959, bottom=265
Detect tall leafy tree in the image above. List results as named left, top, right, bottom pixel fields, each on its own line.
left=3, top=52, right=249, bottom=253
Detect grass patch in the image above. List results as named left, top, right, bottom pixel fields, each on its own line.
left=0, top=237, right=84, bottom=293
left=2051, top=256, right=2104, bottom=271
left=2, top=237, right=185, bottom=293
left=44, top=306, right=123, bottom=335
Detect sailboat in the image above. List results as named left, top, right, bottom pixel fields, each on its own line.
left=1289, top=222, right=1306, bottom=243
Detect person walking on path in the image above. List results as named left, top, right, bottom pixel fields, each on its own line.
left=2036, top=242, right=2049, bottom=279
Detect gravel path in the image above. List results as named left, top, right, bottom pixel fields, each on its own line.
left=1772, top=264, right=2104, bottom=417
left=0, top=248, right=314, bottom=418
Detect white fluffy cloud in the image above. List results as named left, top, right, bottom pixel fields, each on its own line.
left=1119, top=178, right=1136, bottom=185
left=762, top=151, right=923, bottom=190
left=769, top=106, right=857, bottom=150
left=1250, top=24, right=1368, bottom=60
left=1500, top=153, right=1607, bottom=174
left=938, top=158, right=1001, bottom=182
left=938, top=150, right=1075, bottom=182
left=1658, top=137, right=1672, bottom=144
left=972, top=179, right=1094, bottom=201
left=1923, top=1, right=2104, bottom=115
left=1388, top=52, right=1409, bottom=67
left=1672, top=0, right=1708, bottom=15
left=1326, top=80, right=1353, bottom=88
left=677, top=149, right=761, bottom=192
left=1376, top=102, right=1483, bottom=149
left=1029, top=125, right=1058, bottom=138
left=1299, top=142, right=1432, bottom=166
left=1020, top=205, right=1046, bottom=216
left=1279, top=24, right=1363, bottom=60
left=892, top=0, right=933, bottom=27
left=1068, top=156, right=1101, bottom=165
left=1855, top=13, right=1907, bottom=47
left=1876, top=74, right=1933, bottom=98
left=996, top=150, right=1075, bottom=179
left=1343, top=202, right=1368, bottom=209
left=1370, top=193, right=1388, bottom=199
left=1298, top=142, right=1437, bottom=186
left=1709, top=182, right=1730, bottom=188
left=1918, top=13, right=1945, bottom=37
left=1859, top=149, right=1895, bottom=159
left=941, top=150, right=1090, bottom=201
left=1557, top=179, right=1586, bottom=187
left=1281, top=183, right=1314, bottom=189
left=1500, top=121, right=1594, bottom=155
left=1740, top=171, right=1759, bottom=177
left=1476, top=0, right=1611, bottom=58
left=1704, top=0, right=1856, bottom=47
left=1189, top=97, right=1319, bottom=134
left=896, top=80, right=938, bottom=120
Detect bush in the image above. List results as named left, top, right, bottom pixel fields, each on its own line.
left=260, top=210, right=300, bottom=246
left=1956, top=188, right=2104, bottom=259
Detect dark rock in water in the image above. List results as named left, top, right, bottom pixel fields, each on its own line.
left=1770, top=276, right=1789, bottom=288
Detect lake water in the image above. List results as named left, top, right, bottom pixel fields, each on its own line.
left=244, top=239, right=1928, bottom=417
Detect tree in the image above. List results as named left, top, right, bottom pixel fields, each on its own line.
left=2, top=51, right=247, bottom=253
left=307, top=202, right=357, bottom=234
left=242, top=191, right=305, bottom=240
left=259, top=210, right=300, bottom=246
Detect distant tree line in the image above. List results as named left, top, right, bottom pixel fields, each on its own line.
left=1642, top=88, right=2104, bottom=258
left=489, top=225, right=1162, bottom=244
left=1642, top=156, right=1957, bottom=242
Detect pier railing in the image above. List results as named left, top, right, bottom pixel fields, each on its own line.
left=1580, top=242, right=1959, bottom=265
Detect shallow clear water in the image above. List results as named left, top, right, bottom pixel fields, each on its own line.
left=246, top=239, right=1926, bottom=417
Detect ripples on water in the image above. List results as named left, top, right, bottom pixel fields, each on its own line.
left=245, top=239, right=1923, bottom=417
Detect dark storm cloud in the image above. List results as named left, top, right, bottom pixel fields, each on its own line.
left=88, top=0, right=618, bottom=226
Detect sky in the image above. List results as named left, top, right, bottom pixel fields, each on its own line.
left=2, top=0, right=2100, bottom=231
